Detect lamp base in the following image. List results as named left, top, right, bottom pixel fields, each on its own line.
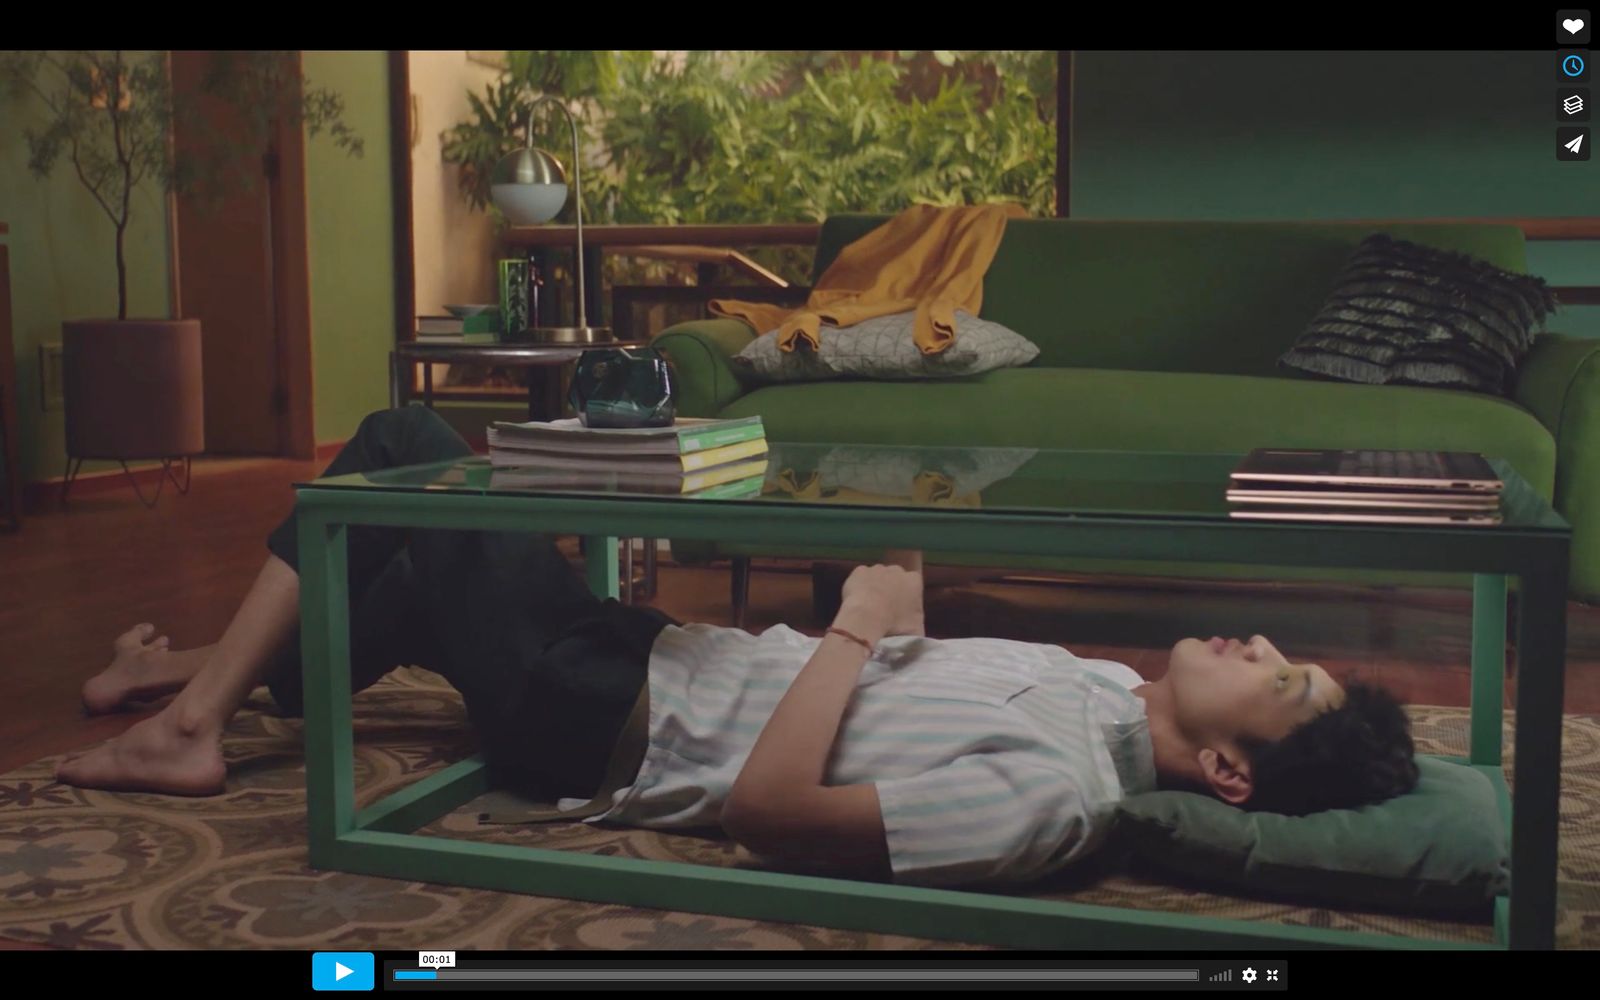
left=511, top=326, right=615, bottom=346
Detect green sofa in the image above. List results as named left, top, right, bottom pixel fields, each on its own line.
left=654, top=216, right=1600, bottom=602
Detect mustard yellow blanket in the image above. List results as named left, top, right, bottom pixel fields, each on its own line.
left=709, top=202, right=1027, bottom=356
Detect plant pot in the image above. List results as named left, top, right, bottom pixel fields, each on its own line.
left=62, top=319, right=205, bottom=460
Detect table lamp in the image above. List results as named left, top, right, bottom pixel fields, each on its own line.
left=489, top=96, right=611, bottom=344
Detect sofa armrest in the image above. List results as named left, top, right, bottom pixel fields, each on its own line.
left=654, top=319, right=758, bottom=417
left=1514, top=333, right=1600, bottom=436
left=1513, top=332, right=1600, bottom=600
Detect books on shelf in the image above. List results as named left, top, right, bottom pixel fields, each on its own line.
left=1226, top=448, right=1504, bottom=526
left=416, top=315, right=499, bottom=342
left=488, top=415, right=765, bottom=456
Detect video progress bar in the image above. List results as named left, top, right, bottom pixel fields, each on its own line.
left=395, top=970, right=1200, bottom=983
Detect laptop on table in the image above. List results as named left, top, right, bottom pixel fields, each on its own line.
left=1227, top=449, right=1505, bottom=525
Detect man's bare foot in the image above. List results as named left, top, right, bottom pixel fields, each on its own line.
left=54, top=708, right=227, bottom=796
left=82, top=624, right=197, bottom=715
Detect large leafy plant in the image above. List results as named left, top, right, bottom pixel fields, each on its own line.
left=441, top=51, right=1056, bottom=284
left=0, top=50, right=363, bottom=319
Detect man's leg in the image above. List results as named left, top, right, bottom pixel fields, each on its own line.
left=58, top=407, right=473, bottom=793
left=404, top=526, right=668, bottom=795
left=57, top=553, right=301, bottom=794
left=77, top=406, right=475, bottom=717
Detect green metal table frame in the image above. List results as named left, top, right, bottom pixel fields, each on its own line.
left=294, top=481, right=1569, bottom=951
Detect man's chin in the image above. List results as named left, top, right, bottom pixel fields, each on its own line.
left=1168, top=637, right=1213, bottom=676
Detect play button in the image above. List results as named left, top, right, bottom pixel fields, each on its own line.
left=313, top=952, right=374, bottom=991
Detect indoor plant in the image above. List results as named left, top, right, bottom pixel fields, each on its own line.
left=0, top=50, right=361, bottom=503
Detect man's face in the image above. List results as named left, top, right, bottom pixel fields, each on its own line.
left=1165, top=635, right=1346, bottom=747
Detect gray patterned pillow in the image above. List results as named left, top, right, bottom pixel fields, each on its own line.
left=768, top=445, right=1040, bottom=498
left=733, top=310, right=1040, bottom=382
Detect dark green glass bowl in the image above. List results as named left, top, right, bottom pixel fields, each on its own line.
left=569, top=347, right=677, bottom=428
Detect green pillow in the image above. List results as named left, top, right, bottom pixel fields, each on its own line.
left=1112, top=756, right=1509, bottom=915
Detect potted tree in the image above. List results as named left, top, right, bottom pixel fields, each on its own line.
left=0, top=51, right=361, bottom=505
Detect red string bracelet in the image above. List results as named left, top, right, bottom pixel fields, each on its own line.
left=825, top=626, right=876, bottom=655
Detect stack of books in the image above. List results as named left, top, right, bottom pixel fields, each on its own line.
left=416, top=314, right=498, bottom=344
left=487, top=415, right=769, bottom=499
left=1227, top=448, right=1505, bottom=526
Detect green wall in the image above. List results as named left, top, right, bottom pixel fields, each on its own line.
left=303, top=51, right=396, bottom=443
left=0, top=51, right=398, bottom=486
left=0, top=52, right=174, bottom=483
left=1072, top=51, right=1600, bottom=338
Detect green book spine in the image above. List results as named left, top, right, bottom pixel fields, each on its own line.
left=676, top=418, right=765, bottom=454
left=690, top=476, right=766, bottom=500
left=462, top=314, right=500, bottom=335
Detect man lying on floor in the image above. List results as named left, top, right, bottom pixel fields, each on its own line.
left=57, top=406, right=1420, bottom=888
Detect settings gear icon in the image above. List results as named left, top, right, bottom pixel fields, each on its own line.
left=1242, top=968, right=1258, bottom=984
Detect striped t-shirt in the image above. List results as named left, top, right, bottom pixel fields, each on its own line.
left=557, top=623, right=1157, bottom=888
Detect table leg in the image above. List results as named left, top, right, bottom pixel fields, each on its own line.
left=584, top=534, right=620, bottom=600
left=641, top=539, right=658, bottom=600
left=423, top=359, right=434, bottom=409
left=622, top=539, right=635, bottom=605
left=1470, top=574, right=1507, bottom=766
left=1508, top=563, right=1568, bottom=949
left=298, top=515, right=358, bottom=868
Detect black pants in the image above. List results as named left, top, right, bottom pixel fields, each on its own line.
left=263, top=405, right=674, bottom=798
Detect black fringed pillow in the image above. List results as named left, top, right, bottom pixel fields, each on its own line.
left=1278, top=235, right=1558, bottom=395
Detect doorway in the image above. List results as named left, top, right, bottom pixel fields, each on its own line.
left=168, top=50, right=314, bottom=458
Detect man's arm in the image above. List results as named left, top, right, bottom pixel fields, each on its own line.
left=721, top=563, right=923, bottom=878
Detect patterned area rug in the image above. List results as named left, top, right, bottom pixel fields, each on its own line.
left=3, top=668, right=1597, bottom=950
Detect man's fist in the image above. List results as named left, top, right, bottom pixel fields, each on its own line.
left=837, top=563, right=925, bottom=641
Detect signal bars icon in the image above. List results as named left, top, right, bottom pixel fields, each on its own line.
left=1210, top=969, right=1234, bottom=982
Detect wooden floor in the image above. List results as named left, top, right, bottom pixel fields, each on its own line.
left=2, top=455, right=1599, bottom=775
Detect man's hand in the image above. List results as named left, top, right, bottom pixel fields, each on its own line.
left=834, top=563, right=925, bottom=643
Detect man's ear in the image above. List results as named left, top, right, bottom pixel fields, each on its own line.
left=1197, top=747, right=1254, bottom=805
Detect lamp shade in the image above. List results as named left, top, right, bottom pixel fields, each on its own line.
left=490, top=147, right=570, bottom=225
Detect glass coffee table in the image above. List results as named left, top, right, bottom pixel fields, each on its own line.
left=293, top=444, right=1570, bottom=950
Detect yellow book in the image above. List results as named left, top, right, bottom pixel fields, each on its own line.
left=679, top=437, right=769, bottom=472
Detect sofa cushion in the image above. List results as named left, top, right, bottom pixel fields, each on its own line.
left=1278, top=235, right=1557, bottom=395
left=733, top=310, right=1040, bottom=383
left=718, top=366, right=1556, bottom=499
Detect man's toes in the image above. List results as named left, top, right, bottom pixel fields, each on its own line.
left=151, top=635, right=170, bottom=651
left=115, top=624, right=157, bottom=652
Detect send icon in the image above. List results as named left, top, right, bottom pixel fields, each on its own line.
left=313, top=952, right=375, bottom=991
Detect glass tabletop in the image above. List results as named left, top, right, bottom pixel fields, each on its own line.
left=299, top=442, right=1568, bottom=532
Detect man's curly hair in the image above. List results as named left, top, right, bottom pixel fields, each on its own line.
left=1238, top=682, right=1420, bottom=815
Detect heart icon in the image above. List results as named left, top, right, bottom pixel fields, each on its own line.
left=1565, top=18, right=1586, bottom=34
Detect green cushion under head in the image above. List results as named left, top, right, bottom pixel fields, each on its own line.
left=1112, top=756, right=1509, bottom=915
